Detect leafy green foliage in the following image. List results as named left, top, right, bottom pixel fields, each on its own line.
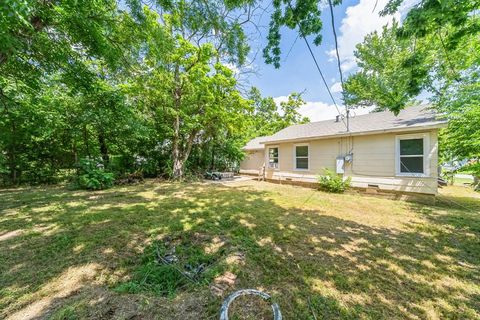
left=317, top=168, right=351, bottom=193
left=264, top=0, right=325, bottom=68
left=75, top=159, right=114, bottom=190
left=437, top=75, right=480, bottom=181
left=344, top=21, right=431, bottom=114
left=247, top=87, right=309, bottom=139
left=127, top=7, right=253, bottom=179
left=278, top=92, right=310, bottom=126
left=0, top=1, right=267, bottom=185
left=342, top=0, right=480, bottom=187
left=78, top=171, right=114, bottom=191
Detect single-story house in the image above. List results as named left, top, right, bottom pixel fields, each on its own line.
left=240, top=105, right=448, bottom=195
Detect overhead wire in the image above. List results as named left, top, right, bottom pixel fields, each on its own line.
left=283, top=34, right=299, bottom=62
left=285, top=1, right=475, bottom=213
left=327, top=0, right=345, bottom=92
left=327, top=0, right=350, bottom=131
left=285, top=0, right=347, bottom=129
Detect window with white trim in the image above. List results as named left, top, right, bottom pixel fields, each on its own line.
left=396, top=135, right=427, bottom=175
left=295, top=145, right=309, bottom=170
left=268, top=147, right=279, bottom=169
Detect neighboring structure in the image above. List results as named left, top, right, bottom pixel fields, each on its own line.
left=240, top=105, right=448, bottom=195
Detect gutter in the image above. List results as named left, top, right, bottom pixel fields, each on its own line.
left=259, top=122, right=448, bottom=145
left=242, top=147, right=265, bottom=151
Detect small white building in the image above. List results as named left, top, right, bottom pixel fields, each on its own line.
left=240, top=106, right=447, bottom=195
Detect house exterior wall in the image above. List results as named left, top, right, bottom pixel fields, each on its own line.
left=239, top=150, right=265, bottom=175
left=261, top=130, right=439, bottom=195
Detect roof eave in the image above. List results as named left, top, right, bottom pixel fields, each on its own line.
left=242, top=147, right=264, bottom=151
left=259, top=122, right=448, bottom=145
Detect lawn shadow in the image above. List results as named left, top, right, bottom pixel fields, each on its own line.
left=0, top=181, right=479, bottom=319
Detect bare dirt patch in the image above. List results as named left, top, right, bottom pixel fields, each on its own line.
left=0, top=229, right=23, bottom=242
left=228, top=293, right=275, bottom=320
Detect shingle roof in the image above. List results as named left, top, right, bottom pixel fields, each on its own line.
left=262, top=105, right=447, bottom=144
left=243, top=136, right=271, bottom=150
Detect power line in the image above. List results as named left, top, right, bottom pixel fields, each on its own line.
left=301, top=36, right=346, bottom=126
left=327, top=0, right=350, bottom=131
left=327, top=0, right=344, bottom=91
left=283, top=34, right=299, bottom=62
left=285, top=0, right=347, bottom=129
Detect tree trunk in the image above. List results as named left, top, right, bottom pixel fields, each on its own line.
left=172, top=151, right=184, bottom=179
left=171, top=64, right=183, bottom=180
left=210, top=145, right=215, bottom=171
left=182, top=129, right=198, bottom=160
left=83, top=125, right=90, bottom=158
left=172, top=113, right=183, bottom=179
left=8, top=148, right=17, bottom=185
left=98, top=130, right=109, bottom=165
left=9, top=121, right=17, bottom=185
left=73, top=142, right=78, bottom=164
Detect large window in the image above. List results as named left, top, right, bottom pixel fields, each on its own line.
left=268, top=147, right=279, bottom=169
left=295, top=145, right=309, bottom=170
left=396, top=134, right=428, bottom=176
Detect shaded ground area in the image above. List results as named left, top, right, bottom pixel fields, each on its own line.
left=0, top=180, right=479, bottom=319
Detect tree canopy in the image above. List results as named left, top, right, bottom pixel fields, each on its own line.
left=341, top=0, right=480, bottom=181
left=2, top=0, right=479, bottom=187
left=260, top=0, right=480, bottom=182
left=0, top=1, right=308, bottom=185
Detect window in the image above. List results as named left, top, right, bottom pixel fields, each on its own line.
left=268, top=147, right=279, bottom=169
left=295, top=145, right=309, bottom=170
left=396, top=134, right=428, bottom=176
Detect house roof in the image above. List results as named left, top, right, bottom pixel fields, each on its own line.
left=260, top=105, right=447, bottom=145
left=243, top=136, right=271, bottom=150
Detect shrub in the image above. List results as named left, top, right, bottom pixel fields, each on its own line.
left=75, top=158, right=114, bottom=190
left=78, top=170, right=114, bottom=190
left=317, top=168, right=351, bottom=193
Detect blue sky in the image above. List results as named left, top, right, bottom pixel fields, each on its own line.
left=119, top=0, right=417, bottom=121
left=240, top=0, right=417, bottom=121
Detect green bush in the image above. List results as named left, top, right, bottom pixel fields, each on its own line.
left=317, top=168, right=351, bottom=193
left=78, top=170, right=114, bottom=190
left=75, top=158, right=114, bottom=190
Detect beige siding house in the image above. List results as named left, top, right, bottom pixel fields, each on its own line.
left=240, top=106, right=447, bottom=195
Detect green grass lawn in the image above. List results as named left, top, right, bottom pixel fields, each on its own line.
left=1, top=180, right=479, bottom=319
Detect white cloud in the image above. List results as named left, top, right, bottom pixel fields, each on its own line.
left=328, top=0, right=419, bottom=72
left=273, top=96, right=374, bottom=122
left=330, top=82, right=343, bottom=93
left=273, top=95, right=289, bottom=105
left=300, top=101, right=345, bottom=121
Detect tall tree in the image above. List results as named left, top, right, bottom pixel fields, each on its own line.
left=128, top=7, right=252, bottom=179
left=0, top=0, right=141, bottom=184
left=342, top=0, right=480, bottom=184
left=248, top=87, right=281, bottom=136
left=278, top=92, right=310, bottom=128
left=343, top=21, right=432, bottom=114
